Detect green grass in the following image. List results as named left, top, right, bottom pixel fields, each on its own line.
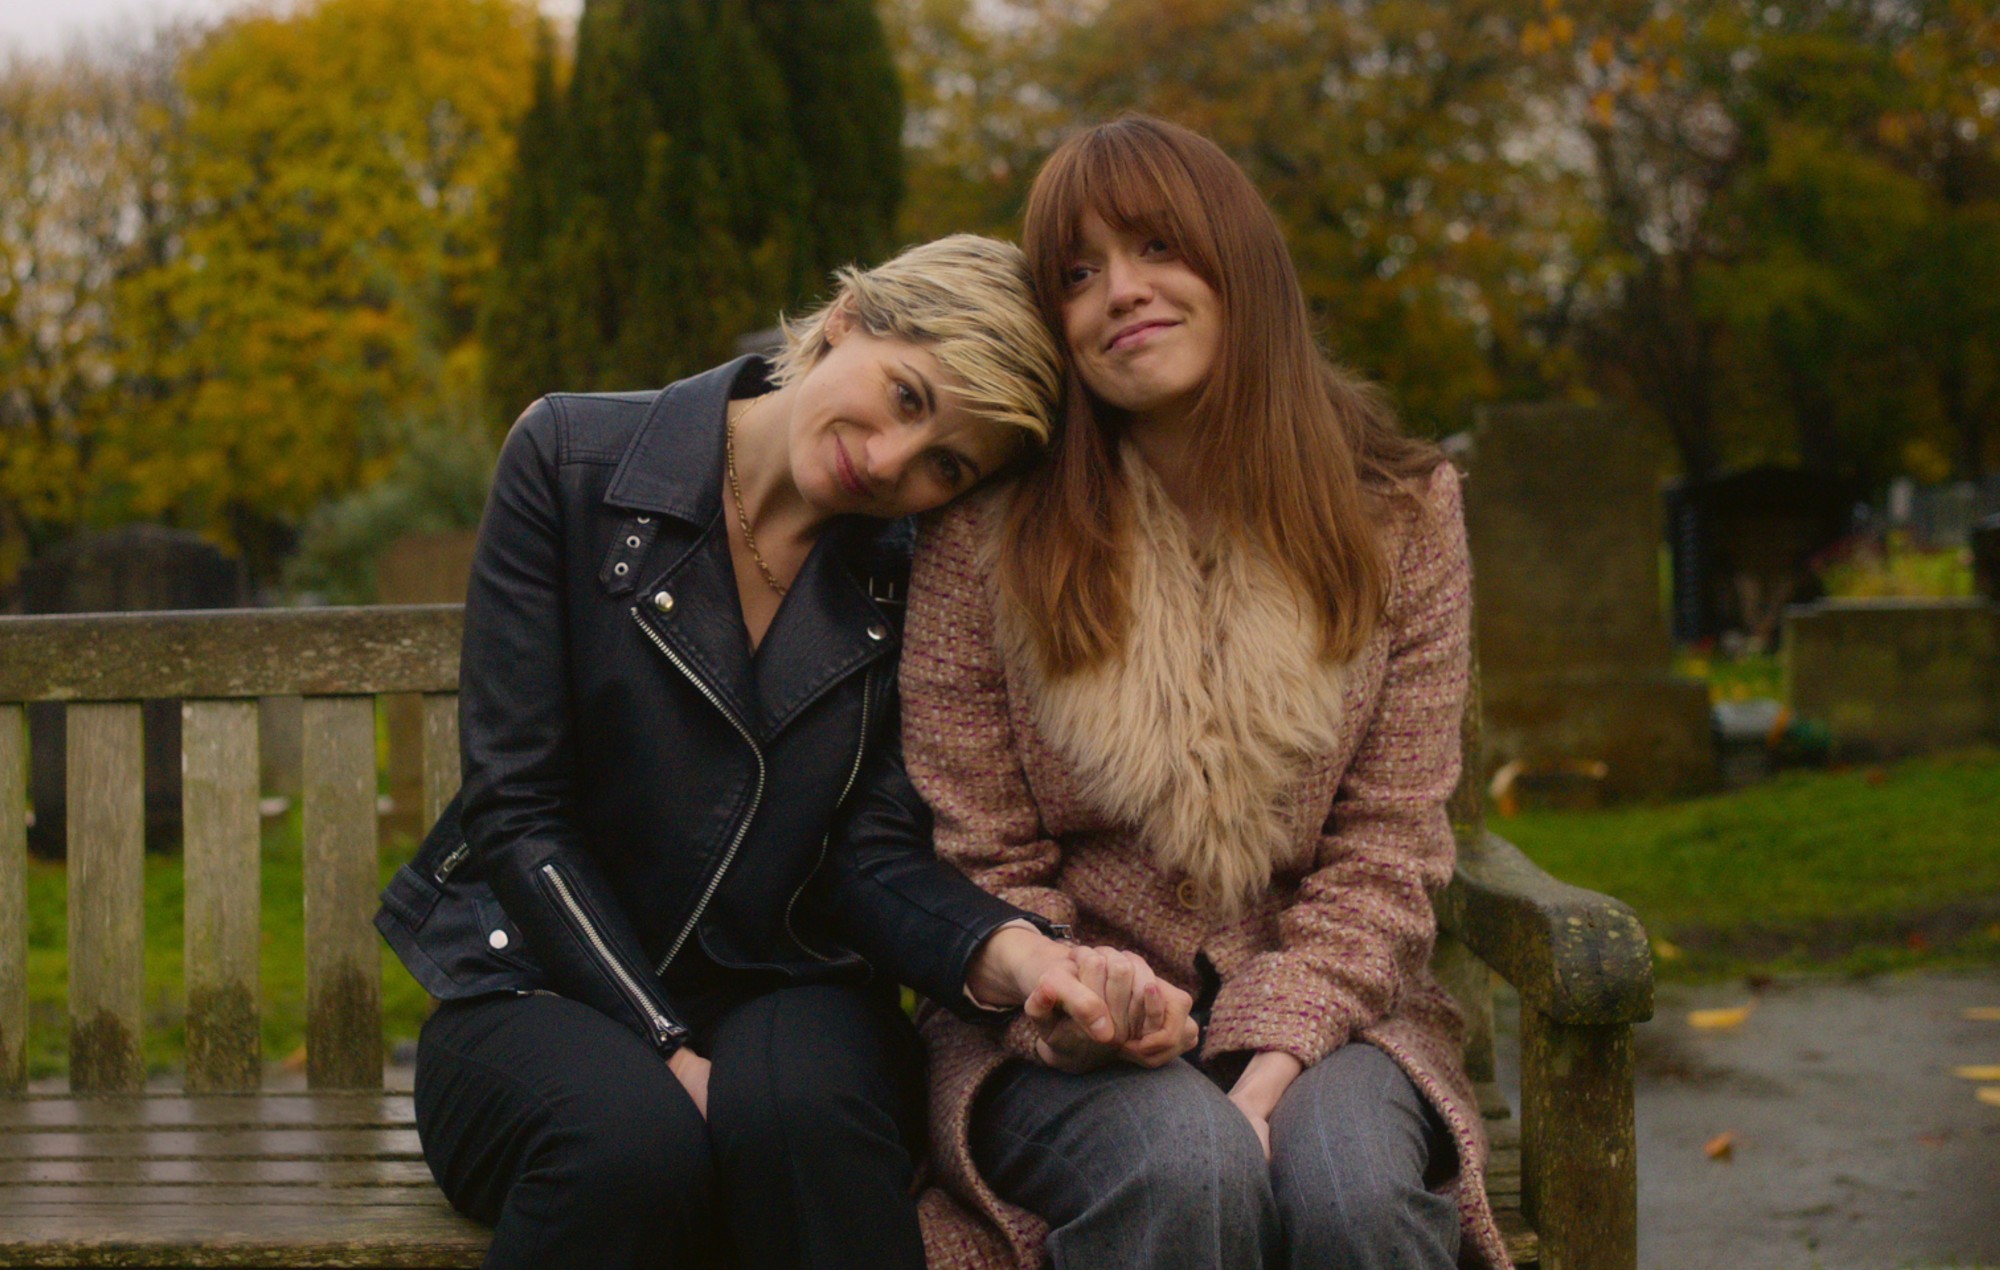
left=22, top=808, right=432, bottom=1081
left=1499, top=746, right=2000, bottom=980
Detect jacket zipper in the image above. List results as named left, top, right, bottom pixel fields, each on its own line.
left=783, top=669, right=873, bottom=961
left=539, top=861, right=683, bottom=1049
left=630, top=607, right=767, bottom=975
left=433, top=841, right=470, bottom=885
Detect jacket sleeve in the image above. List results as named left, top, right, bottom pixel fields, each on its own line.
left=897, top=498, right=1076, bottom=1053
left=1201, top=464, right=1472, bottom=1068
left=458, top=398, right=690, bottom=1055
left=820, top=675, right=1051, bottom=1020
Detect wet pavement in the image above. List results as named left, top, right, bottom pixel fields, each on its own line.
left=1496, top=969, right=2000, bottom=1269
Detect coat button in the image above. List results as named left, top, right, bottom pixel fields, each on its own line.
left=487, top=929, right=510, bottom=950
left=653, top=590, right=674, bottom=613
left=866, top=623, right=888, bottom=641
left=1176, top=879, right=1199, bottom=910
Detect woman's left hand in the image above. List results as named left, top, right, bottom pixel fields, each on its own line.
left=1226, top=1050, right=1304, bottom=1160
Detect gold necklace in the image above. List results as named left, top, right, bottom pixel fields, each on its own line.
left=726, top=398, right=788, bottom=597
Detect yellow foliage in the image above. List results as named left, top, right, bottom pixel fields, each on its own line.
left=1687, top=1004, right=1754, bottom=1030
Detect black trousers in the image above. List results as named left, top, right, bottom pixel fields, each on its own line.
left=413, top=984, right=929, bottom=1270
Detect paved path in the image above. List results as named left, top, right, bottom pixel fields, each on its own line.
left=1498, top=969, right=2000, bottom=1269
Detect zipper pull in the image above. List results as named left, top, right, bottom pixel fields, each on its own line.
left=434, top=841, right=471, bottom=884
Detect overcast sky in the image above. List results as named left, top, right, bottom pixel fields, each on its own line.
left=0, top=0, right=580, bottom=59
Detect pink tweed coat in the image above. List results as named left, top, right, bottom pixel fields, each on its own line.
left=899, top=459, right=1510, bottom=1270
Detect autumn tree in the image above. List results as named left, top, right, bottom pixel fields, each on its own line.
left=888, top=0, right=1579, bottom=438
left=0, top=36, right=184, bottom=587
left=99, top=0, right=539, bottom=580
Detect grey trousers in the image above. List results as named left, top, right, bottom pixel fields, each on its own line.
left=969, top=1042, right=1461, bottom=1270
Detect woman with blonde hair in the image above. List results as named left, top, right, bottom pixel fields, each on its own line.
left=903, top=122, right=1512, bottom=1268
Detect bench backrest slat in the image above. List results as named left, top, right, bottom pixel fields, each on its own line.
left=66, top=704, right=148, bottom=1094
left=0, top=608, right=462, bottom=701
left=182, top=700, right=264, bottom=1093
left=422, top=694, right=458, bottom=830
left=1, top=705, right=25, bottom=1092
left=300, top=698, right=384, bottom=1091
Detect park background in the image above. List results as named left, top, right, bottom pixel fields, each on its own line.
left=1, top=0, right=1997, bottom=1265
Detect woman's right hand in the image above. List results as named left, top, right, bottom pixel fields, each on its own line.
left=668, top=1046, right=711, bottom=1119
left=1027, top=946, right=1198, bottom=1072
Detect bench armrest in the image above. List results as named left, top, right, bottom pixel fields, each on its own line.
left=1438, top=831, right=1653, bottom=1026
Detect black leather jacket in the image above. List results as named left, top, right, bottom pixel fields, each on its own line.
left=374, top=357, right=1033, bottom=1056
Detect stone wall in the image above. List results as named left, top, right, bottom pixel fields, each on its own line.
left=1784, top=599, right=2000, bottom=760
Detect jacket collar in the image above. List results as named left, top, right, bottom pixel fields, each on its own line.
left=603, top=356, right=766, bottom=523
left=612, top=356, right=903, bottom=742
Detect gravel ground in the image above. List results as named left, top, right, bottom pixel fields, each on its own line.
left=1496, top=969, right=2000, bottom=1269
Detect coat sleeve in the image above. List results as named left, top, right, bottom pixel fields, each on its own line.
left=457, top=398, right=690, bottom=1055
left=1202, top=463, right=1473, bottom=1068
left=899, top=498, right=1076, bottom=1054
left=820, top=672, right=1051, bottom=1020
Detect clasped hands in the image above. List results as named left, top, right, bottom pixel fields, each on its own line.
left=967, top=925, right=1199, bottom=1074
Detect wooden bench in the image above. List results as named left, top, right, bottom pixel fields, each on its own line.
left=0, top=605, right=1651, bottom=1268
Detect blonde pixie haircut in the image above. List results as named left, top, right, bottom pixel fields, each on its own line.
left=771, top=234, right=1062, bottom=446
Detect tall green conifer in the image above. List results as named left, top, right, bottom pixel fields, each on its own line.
left=743, top=0, right=904, bottom=289
left=484, top=0, right=904, bottom=415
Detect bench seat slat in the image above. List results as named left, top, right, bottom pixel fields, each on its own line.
left=5, top=1184, right=446, bottom=1204
left=0, top=1093, right=416, bottom=1131
left=1, top=1158, right=436, bottom=1185
left=0, top=1211, right=485, bottom=1270
left=1, top=1128, right=425, bottom=1160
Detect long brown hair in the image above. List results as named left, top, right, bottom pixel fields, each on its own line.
left=1001, top=115, right=1443, bottom=676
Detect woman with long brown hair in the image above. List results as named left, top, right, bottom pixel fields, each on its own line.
left=902, top=120, right=1511, bottom=1268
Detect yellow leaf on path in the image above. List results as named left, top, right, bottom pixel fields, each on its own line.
left=1688, top=1005, right=1754, bottom=1031
left=1965, top=1007, right=2000, bottom=1022
left=1652, top=938, right=1683, bottom=962
left=1703, top=1131, right=1735, bottom=1160
left=1952, top=1065, right=2000, bottom=1081
left=1978, top=1087, right=2000, bottom=1109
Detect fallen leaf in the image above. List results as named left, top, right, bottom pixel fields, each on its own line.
left=1916, top=1132, right=1950, bottom=1148
left=282, top=1045, right=308, bottom=1073
left=1652, top=938, right=1682, bottom=962
left=1952, top=1065, right=2000, bottom=1081
left=1906, top=930, right=1931, bottom=952
left=1979, top=1087, right=2000, bottom=1109
left=1703, top=1131, right=1735, bottom=1160
left=1965, top=1007, right=2000, bottom=1022
left=1689, top=1005, right=1754, bottom=1031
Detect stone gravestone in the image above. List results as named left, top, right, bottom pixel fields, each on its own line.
left=1461, top=403, right=1715, bottom=801
left=375, top=530, right=478, bottom=840
left=1663, top=465, right=1856, bottom=647
left=20, top=526, right=247, bottom=856
left=1973, top=515, right=2000, bottom=603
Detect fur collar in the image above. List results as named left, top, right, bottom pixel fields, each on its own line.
left=988, top=447, right=1349, bottom=916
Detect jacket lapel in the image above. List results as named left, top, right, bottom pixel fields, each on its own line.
left=752, top=519, right=901, bottom=740
left=613, top=357, right=763, bottom=736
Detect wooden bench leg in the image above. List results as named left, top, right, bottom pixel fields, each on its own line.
left=1520, top=1010, right=1637, bottom=1270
